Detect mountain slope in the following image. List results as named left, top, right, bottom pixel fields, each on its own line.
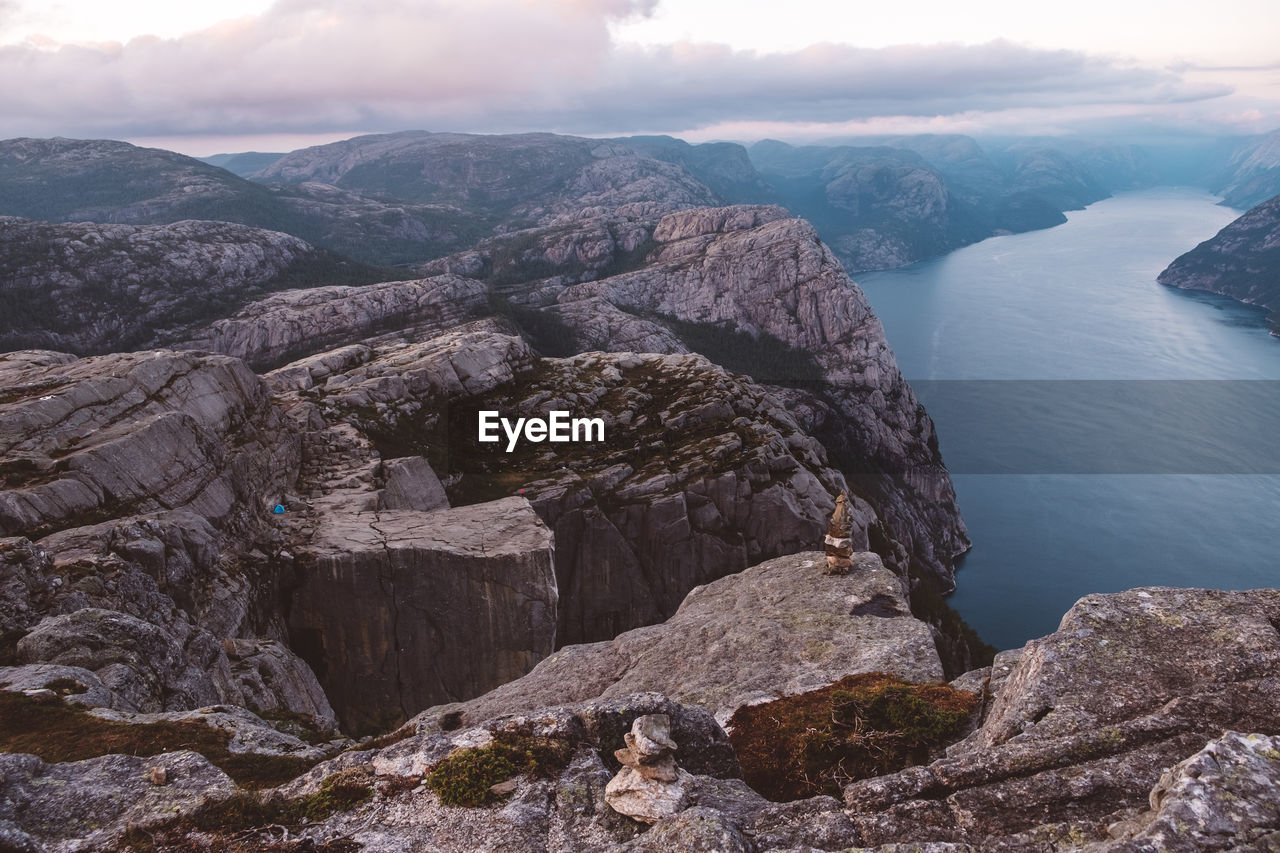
left=0, top=217, right=396, bottom=354
left=1158, top=192, right=1280, bottom=332
left=1213, top=129, right=1280, bottom=210
left=254, top=130, right=722, bottom=222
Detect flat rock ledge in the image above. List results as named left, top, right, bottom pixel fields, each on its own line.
left=412, top=550, right=942, bottom=730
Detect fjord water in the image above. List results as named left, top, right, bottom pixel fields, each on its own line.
left=857, top=188, right=1280, bottom=650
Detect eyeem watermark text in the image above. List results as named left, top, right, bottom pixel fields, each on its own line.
left=478, top=410, right=605, bottom=452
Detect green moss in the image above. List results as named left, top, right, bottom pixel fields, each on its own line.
left=727, top=672, right=979, bottom=802
left=427, top=734, right=574, bottom=807
left=0, top=691, right=321, bottom=789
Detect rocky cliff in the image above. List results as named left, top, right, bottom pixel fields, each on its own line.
left=1157, top=191, right=1280, bottom=332
left=452, top=204, right=970, bottom=592
left=287, top=497, right=556, bottom=734
left=253, top=131, right=722, bottom=223
left=416, top=551, right=941, bottom=729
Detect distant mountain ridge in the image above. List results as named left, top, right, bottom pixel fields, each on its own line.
left=0, top=216, right=397, bottom=354
left=198, top=151, right=286, bottom=177
left=0, top=137, right=487, bottom=265
left=0, top=130, right=1193, bottom=277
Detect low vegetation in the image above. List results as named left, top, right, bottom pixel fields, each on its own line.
left=658, top=314, right=827, bottom=388
left=119, top=767, right=380, bottom=852
left=426, top=733, right=574, bottom=807
left=0, top=691, right=321, bottom=789
left=727, top=672, right=979, bottom=801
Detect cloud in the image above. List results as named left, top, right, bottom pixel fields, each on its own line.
left=0, top=0, right=1252, bottom=141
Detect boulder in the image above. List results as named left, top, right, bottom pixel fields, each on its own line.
left=0, top=750, right=235, bottom=853
left=16, top=607, right=219, bottom=712
left=0, top=663, right=120, bottom=710
left=378, top=455, right=448, bottom=512
left=1104, top=730, right=1280, bottom=851
left=223, top=638, right=339, bottom=732
left=287, top=497, right=557, bottom=733
left=842, top=587, right=1280, bottom=847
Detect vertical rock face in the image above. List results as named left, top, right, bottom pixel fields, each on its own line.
left=544, top=206, right=968, bottom=587
left=286, top=497, right=556, bottom=733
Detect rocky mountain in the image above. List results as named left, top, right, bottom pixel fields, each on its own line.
left=989, top=142, right=1111, bottom=211
left=254, top=131, right=727, bottom=230
left=0, top=217, right=398, bottom=355
left=426, top=205, right=968, bottom=592
left=1213, top=129, right=1280, bottom=209
left=0, top=138, right=282, bottom=226
left=747, top=138, right=1076, bottom=272
left=750, top=135, right=1165, bottom=272
left=0, top=197, right=977, bottom=735
left=11, top=127, right=1275, bottom=850
left=1157, top=192, right=1280, bottom=332
left=3, top=131, right=1162, bottom=280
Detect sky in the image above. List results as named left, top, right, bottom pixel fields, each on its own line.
left=2, top=0, right=1278, bottom=155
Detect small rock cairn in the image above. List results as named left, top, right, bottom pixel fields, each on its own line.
left=824, top=492, right=855, bottom=575
left=604, top=714, right=690, bottom=823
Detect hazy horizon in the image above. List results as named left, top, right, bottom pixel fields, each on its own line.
left=3, top=0, right=1278, bottom=155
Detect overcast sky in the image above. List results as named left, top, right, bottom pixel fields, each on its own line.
left=2, top=0, right=1277, bottom=155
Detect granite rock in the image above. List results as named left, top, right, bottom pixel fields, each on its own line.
left=286, top=497, right=557, bottom=732
left=412, top=551, right=941, bottom=730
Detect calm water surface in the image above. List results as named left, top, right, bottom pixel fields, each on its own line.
left=857, top=188, right=1280, bottom=650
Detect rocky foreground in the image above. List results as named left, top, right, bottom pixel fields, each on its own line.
left=2, top=550, right=1278, bottom=851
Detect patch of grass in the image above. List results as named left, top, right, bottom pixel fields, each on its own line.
left=727, top=672, right=978, bottom=802
left=0, top=691, right=320, bottom=789
left=426, top=734, right=574, bottom=807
